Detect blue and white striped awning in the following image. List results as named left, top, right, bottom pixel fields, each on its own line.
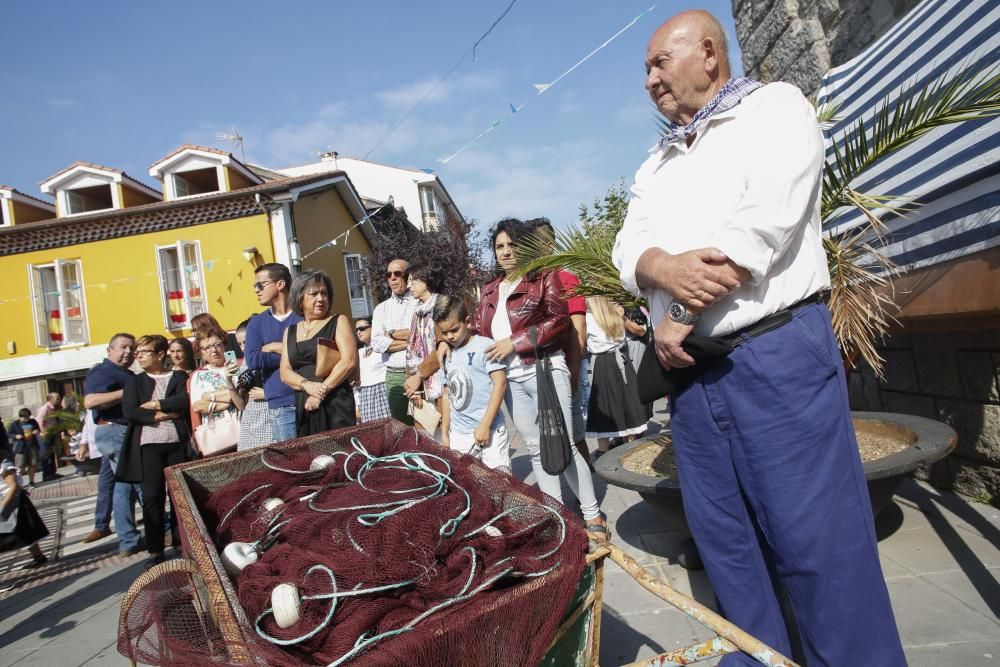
left=816, top=0, right=1000, bottom=274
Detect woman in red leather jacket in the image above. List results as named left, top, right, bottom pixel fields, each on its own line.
left=474, top=218, right=607, bottom=536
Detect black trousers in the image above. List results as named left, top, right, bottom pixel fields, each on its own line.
left=140, top=441, right=186, bottom=554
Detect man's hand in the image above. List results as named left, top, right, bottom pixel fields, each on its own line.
left=638, top=247, right=741, bottom=310
left=304, top=396, right=321, bottom=412
left=76, top=442, right=89, bottom=461
left=261, top=342, right=283, bottom=354
left=249, top=387, right=266, bottom=401
left=303, top=381, right=328, bottom=400
left=403, top=374, right=422, bottom=397
left=653, top=316, right=696, bottom=370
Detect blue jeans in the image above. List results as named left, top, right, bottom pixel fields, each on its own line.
left=93, top=455, right=115, bottom=532
left=94, top=423, right=143, bottom=551
left=505, top=365, right=600, bottom=520
left=39, top=434, right=58, bottom=479
left=269, top=405, right=297, bottom=443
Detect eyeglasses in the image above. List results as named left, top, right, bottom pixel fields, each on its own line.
left=202, top=343, right=226, bottom=351
left=355, top=325, right=371, bottom=332
left=135, top=349, right=156, bottom=357
left=253, top=280, right=276, bottom=291
left=385, top=271, right=408, bottom=279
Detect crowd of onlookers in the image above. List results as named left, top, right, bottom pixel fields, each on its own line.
left=1, top=216, right=656, bottom=571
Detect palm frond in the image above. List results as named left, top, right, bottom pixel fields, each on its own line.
left=513, top=227, right=645, bottom=309
left=815, top=101, right=841, bottom=130
left=822, top=63, right=1000, bottom=221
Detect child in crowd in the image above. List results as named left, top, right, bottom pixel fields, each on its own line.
left=1, top=453, right=50, bottom=569
left=7, top=409, right=41, bottom=487
left=432, top=295, right=511, bottom=474
left=585, top=296, right=651, bottom=457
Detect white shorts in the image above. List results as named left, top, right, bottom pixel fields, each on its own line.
left=449, top=421, right=511, bottom=473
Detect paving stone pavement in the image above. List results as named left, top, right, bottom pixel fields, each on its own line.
left=1, top=412, right=998, bottom=666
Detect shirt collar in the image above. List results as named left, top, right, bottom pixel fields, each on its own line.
left=656, top=77, right=763, bottom=152
left=391, top=290, right=412, bottom=303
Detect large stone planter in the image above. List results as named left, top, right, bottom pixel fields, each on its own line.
left=594, top=411, right=956, bottom=568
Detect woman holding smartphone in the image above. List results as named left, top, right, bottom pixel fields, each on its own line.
left=190, top=328, right=245, bottom=455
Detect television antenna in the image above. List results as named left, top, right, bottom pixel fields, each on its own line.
left=216, top=127, right=246, bottom=163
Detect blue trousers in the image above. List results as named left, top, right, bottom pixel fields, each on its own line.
left=94, top=423, right=143, bottom=552
left=39, top=434, right=58, bottom=479
left=671, top=304, right=905, bottom=666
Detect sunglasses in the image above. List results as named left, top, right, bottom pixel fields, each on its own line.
left=355, top=325, right=371, bottom=332
left=385, top=270, right=408, bottom=279
left=252, top=280, right=276, bottom=291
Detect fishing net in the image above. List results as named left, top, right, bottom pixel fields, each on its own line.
left=119, top=419, right=589, bottom=666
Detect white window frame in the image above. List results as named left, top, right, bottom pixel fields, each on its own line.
left=28, top=259, right=89, bottom=348
left=343, top=253, right=372, bottom=319
left=155, top=240, right=208, bottom=330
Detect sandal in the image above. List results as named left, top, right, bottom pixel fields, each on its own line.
left=585, top=517, right=612, bottom=541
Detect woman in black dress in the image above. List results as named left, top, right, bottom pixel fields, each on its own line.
left=280, top=270, right=358, bottom=435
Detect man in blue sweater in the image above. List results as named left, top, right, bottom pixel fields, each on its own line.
left=244, top=263, right=303, bottom=442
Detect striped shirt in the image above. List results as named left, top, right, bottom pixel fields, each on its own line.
left=140, top=373, right=180, bottom=445
left=370, top=292, right=419, bottom=370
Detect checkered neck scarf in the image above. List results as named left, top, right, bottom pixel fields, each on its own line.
left=657, top=76, right=763, bottom=150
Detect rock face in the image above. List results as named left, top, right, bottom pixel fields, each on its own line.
left=731, top=0, right=921, bottom=94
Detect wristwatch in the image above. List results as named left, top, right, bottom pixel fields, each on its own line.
left=667, top=300, right=699, bottom=326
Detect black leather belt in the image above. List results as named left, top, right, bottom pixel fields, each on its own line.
left=719, top=292, right=826, bottom=347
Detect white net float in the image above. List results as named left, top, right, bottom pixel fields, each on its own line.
left=221, top=541, right=259, bottom=576
left=261, top=497, right=284, bottom=512
left=271, top=583, right=301, bottom=629
left=309, top=455, right=336, bottom=472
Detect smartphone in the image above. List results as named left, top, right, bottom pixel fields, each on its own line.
left=224, top=350, right=238, bottom=365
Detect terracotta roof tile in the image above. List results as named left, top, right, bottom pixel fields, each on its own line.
left=0, top=172, right=341, bottom=257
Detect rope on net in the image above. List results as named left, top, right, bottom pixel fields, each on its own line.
left=248, top=433, right=570, bottom=662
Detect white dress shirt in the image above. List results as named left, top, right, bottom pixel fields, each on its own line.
left=613, top=82, right=831, bottom=337
left=357, top=345, right=388, bottom=386
left=370, top=292, right=419, bottom=369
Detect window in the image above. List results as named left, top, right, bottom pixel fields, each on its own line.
left=344, top=254, right=372, bottom=318
left=65, top=185, right=113, bottom=214
left=156, top=241, right=206, bottom=329
left=29, top=260, right=88, bottom=347
left=171, top=168, right=220, bottom=198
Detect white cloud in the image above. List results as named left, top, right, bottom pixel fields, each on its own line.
left=47, top=97, right=77, bottom=108
left=376, top=71, right=501, bottom=109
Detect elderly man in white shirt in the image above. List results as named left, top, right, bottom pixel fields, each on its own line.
left=370, top=258, right=418, bottom=425
left=613, top=10, right=905, bottom=666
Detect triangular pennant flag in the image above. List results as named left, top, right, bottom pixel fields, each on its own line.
left=509, top=103, right=518, bottom=113
left=533, top=83, right=550, bottom=93
left=206, top=260, right=214, bottom=272
left=216, top=296, right=225, bottom=307
left=97, top=284, right=107, bottom=291
left=237, top=269, right=243, bottom=279
left=227, top=283, right=233, bottom=294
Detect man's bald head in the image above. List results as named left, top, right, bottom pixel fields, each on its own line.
left=645, top=10, right=731, bottom=125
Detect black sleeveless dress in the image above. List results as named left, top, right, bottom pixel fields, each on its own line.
left=288, top=315, right=356, bottom=436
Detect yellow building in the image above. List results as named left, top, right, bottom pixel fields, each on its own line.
left=0, top=146, right=376, bottom=417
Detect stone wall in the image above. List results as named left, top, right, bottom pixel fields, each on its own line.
left=0, top=378, right=48, bottom=424
left=848, top=328, right=1000, bottom=505
left=732, top=0, right=922, bottom=94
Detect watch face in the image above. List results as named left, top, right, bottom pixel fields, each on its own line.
left=669, top=302, right=684, bottom=320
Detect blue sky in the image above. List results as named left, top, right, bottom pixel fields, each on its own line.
left=1, top=1, right=741, bottom=231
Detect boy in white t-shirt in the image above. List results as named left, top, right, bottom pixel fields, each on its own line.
left=432, top=296, right=511, bottom=474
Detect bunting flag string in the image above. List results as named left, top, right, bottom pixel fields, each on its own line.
left=363, top=0, right=519, bottom=160
left=438, top=3, right=659, bottom=164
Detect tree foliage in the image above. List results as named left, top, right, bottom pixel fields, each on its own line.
left=363, top=206, right=490, bottom=306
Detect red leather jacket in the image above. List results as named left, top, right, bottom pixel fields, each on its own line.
left=474, top=271, right=568, bottom=365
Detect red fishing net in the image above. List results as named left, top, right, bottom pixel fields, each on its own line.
left=119, top=419, right=589, bottom=666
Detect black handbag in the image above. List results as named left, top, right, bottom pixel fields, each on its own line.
left=530, top=327, right=573, bottom=475
left=637, top=335, right=734, bottom=404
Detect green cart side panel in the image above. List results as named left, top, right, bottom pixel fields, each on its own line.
left=540, top=562, right=597, bottom=666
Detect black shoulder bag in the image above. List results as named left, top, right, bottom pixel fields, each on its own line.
left=530, top=327, right=573, bottom=475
